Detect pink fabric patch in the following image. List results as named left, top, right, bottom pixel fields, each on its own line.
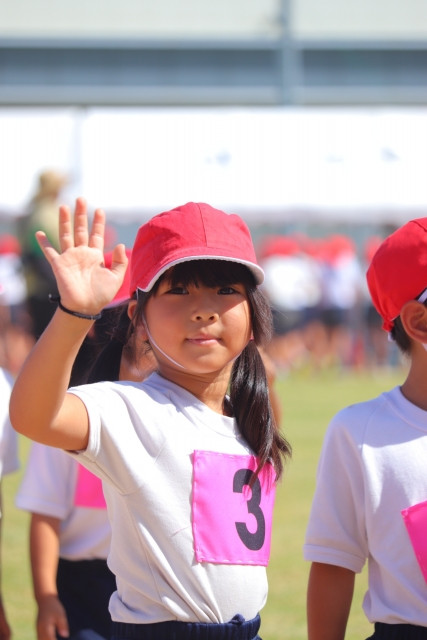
left=402, top=500, right=427, bottom=582
left=192, top=450, right=276, bottom=566
left=74, top=464, right=106, bottom=509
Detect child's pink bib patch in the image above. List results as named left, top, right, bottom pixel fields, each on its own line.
left=74, top=464, right=106, bottom=509
left=192, top=450, right=276, bottom=566
left=402, top=500, right=427, bottom=582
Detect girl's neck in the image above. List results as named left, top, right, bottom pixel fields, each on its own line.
left=157, top=366, right=232, bottom=415
left=400, top=356, right=427, bottom=411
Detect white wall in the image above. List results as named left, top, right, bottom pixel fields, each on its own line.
left=1, top=106, right=427, bottom=224
left=294, top=0, right=427, bottom=39
left=2, top=0, right=427, bottom=40
left=0, top=0, right=280, bottom=38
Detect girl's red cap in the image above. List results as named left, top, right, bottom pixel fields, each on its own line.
left=105, top=248, right=132, bottom=307
left=130, top=202, right=264, bottom=294
left=366, top=218, right=427, bottom=332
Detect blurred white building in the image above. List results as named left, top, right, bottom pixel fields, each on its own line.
left=1, top=0, right=427, bottom=106
left=0, top=0, right=426, bottom=223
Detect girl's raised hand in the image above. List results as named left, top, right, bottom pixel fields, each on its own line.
left=36, top=197, right=128, bottom=316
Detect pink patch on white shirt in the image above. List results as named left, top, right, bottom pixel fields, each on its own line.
left=74, top=464, right=106, bottom=509
left=402, top=500, right=427, bottom=582
left=192, top=450, right=276, bottom=566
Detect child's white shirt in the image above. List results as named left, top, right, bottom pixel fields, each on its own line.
left=68, top=372, right=271, bottom=625
left=16, top=442, right=111, bottom=559
left=304, top=386, right=427, bottom=625
left=0, top=368, right=19, bottom=479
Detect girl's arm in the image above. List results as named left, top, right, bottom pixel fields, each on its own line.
left=9, top=198, right=128, bottom=451
left=0, top=486, right=12, bottom=640
left=307, top=562, right=355, bottom=640
left=30, top=513, right=69, bottom=640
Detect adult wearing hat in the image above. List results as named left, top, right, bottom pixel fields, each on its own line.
left=17, top=170, right=68, bottom=338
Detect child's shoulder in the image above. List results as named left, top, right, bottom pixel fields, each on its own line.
left=328, top=386, right=398, bottom=437
left=70, top=372, right=181, bottom=410
left=338, top=388, right=391, bottom=416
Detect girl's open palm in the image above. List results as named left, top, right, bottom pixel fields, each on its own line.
left=36, top=197, right=129, bottom=316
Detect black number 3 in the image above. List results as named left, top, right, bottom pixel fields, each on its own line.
left=233, top=468, right=266, bottom=550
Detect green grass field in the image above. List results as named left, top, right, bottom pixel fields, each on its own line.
left=3, top=367, right=405, bottom=639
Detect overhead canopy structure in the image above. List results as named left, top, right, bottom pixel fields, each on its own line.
left=1, top=106, right=426, bottom=224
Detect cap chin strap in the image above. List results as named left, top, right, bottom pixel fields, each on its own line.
left=143, top=316, right=248, bottom=370
left=137, top=291, right=186, bottom=368
left=144, top=322, right=186, bottom=369
left=417, top=288, right=427, bottom=304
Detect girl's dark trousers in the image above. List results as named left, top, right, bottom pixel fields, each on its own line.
left=56, top=557, right=116, bottom=640
left=366, top=623, right=427, bottom=639
left=111, top=613, right=261, bottom=640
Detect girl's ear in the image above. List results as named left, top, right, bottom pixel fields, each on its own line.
left=127, top=299, right=137, bottom=321
left=127, top=300, right=148, bottom=341
left=400, top=300, right=427, bottom=344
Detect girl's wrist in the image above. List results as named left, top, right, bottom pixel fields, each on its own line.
left=49, top=295, right=102, bottom=321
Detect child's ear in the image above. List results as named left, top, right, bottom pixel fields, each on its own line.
left=127, top=300, right=148, bottom=341
left=127, top=299, right=137, bottom=321
left=400, top=300, right=427, bottom=343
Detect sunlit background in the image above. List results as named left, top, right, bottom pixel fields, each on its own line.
left=1, top=0, right=427, bottom=239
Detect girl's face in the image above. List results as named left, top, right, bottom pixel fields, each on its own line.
left=141, top=275, right=252, bottom=381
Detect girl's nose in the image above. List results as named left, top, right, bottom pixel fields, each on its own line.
left=191, top=292, right=219, bottom=321
left=194, top=311, right=217, bottom=321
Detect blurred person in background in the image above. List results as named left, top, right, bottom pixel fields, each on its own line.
left=314, top=234, right=364, bottom=370
left=259, top=234, right=322, bottom=372
left=16, top=170, right=68, bottom=339
left=0, top=366, right=20, bottom=640
left=0, top=233, right=34, bottom=376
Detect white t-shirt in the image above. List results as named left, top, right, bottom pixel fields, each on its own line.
left=262, top=254, right=322, bottom=311
left=320, top=253, right=363, bottom=310
left=16, top=442, right=111, bottom=560
left=0, top=254, right=27, bottom=307
left=304, top=386, right=427, bottom=626
left=69, top=372, right=273, bottom=625
left=0, top=368, right=19, bottom=478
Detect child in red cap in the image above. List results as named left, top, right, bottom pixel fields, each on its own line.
left=10, top=198, right=290, bottom=640
left=304, top=218, right=427, bottom=639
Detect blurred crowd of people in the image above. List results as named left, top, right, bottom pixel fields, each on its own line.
left=0, top=172, right=400, bottom=379
left=257, top=230, right=399, bottom=373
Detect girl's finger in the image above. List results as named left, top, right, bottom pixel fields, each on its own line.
left=58, top=204, right=73, bottom=252
left=73, top=197, right=89, bottom=247
left=110, top=243, right=129, bottom=274
left=89, top=208, right=106, bottom=252
left=35, top=231, right=59, bottom=265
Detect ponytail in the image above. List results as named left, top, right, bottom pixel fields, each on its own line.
left=230, top=287, right=291, bottom=482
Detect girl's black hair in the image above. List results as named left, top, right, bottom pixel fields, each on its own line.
left=132, top=259, right=291, bottom=481
left=70, top=304, right=131, bottom=385
left=390, top=316, right=411, bottom=355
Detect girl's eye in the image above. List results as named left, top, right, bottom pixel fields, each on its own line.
left=167, top=285, right=188, bottom=295
left=218, top=286, right=238, bottom=295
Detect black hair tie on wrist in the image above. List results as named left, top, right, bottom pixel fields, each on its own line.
left=49, top=294, right=102, bottom=321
